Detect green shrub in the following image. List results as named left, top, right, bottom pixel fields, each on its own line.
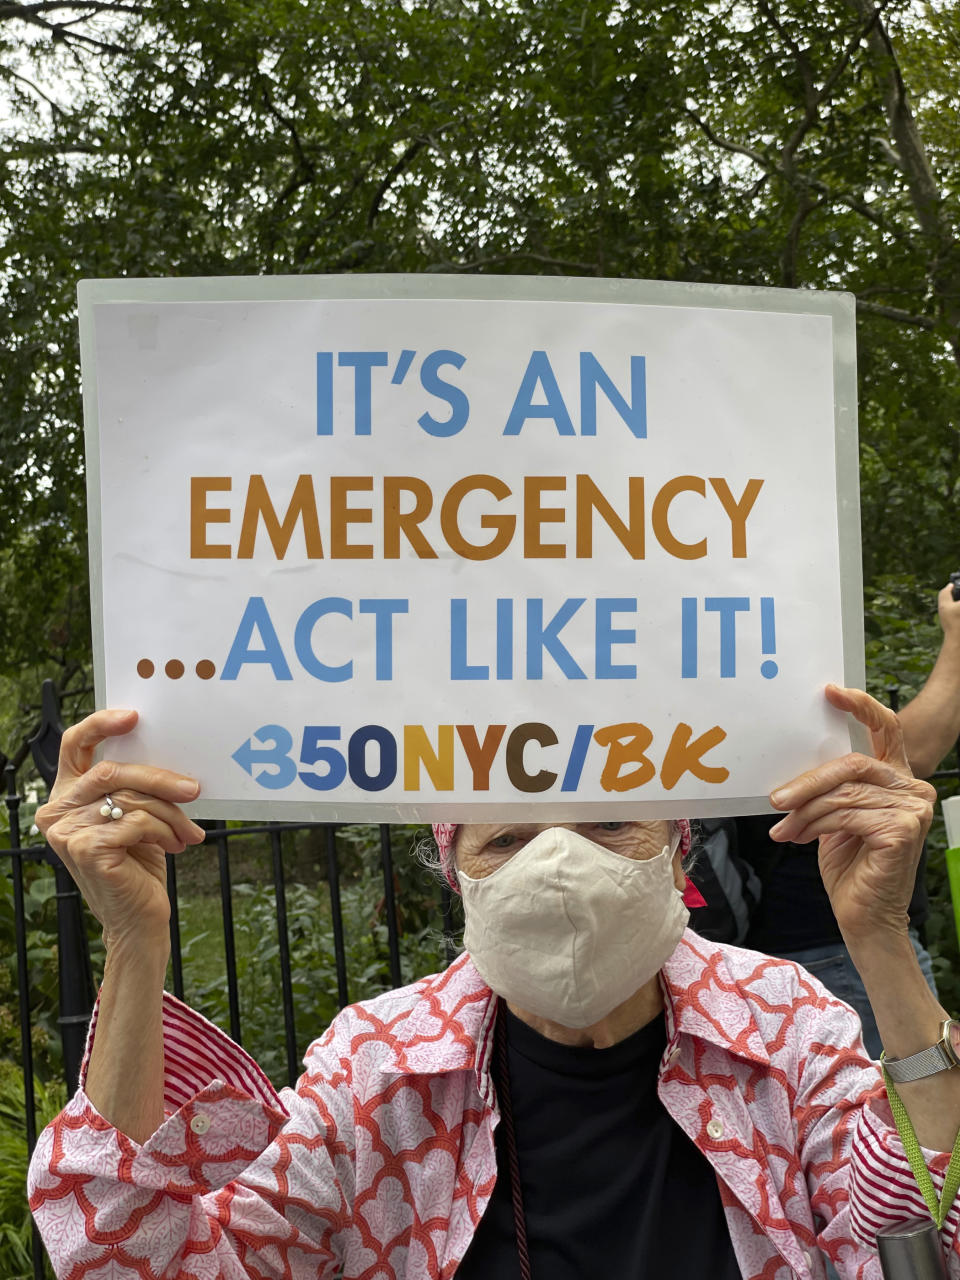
left=0, top=1060, right=64, bottom=1280
left=0, top=865, right=63, bottom=1081
left=178, top=848, right=455, bottom=1088
left=924, top=809, right=960, bottom=1019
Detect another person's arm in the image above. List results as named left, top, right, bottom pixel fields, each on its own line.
left=897, top=582, right=960, bottom=779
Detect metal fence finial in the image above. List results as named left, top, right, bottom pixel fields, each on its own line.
left=28, top=680, right=64, bottom=790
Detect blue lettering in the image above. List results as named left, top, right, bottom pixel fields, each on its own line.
left=595, top=598, right=637, bottom=678
left=349, top=724, right=398, bottom=791
left=294, top=597, right=353, bottom=682
left=338, top=351, right=388, bottom=435
left=503, top=351, right=575, bottom=436
left=579, top=353, right=646, bottom=437
left=358, top=598, right=408, bottom=680
left=496, top=598, right=513, bottom=680
left=298, top=726, right=347, bottom=791
left=526, top=598, right=587, bottom=679
left=704, top=597, right=750, bottom=678
left=450, top=598, right=489, bottom=680
left=316, top=352, right=333, bottom=435
left=681, top=596, right=698, bottom=678
left=418, top=349, right=469, bottom=437
left=561, top=724, right=594, bottom=792
left=221, top=597, right=293, bottom=680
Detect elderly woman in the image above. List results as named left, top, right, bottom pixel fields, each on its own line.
left=27, top=685, right=960, bottom=1279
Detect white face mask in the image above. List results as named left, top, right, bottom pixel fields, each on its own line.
left=459, top=826, right=689, bottom=1028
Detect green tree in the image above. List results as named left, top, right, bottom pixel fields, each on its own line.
left=1, top=0, right=958, bottom=947
left=2, top=2, right=958, bottom=671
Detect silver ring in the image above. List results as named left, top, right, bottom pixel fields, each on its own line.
left=99, top=795, right=124, bottom=821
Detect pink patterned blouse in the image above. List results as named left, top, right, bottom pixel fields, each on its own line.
left=29, top=931, right=960, bottom=1279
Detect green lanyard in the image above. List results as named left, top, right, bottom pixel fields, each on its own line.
left=881, top=1064, right=960, bottom=1230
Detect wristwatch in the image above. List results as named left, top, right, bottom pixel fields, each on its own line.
left=882, top=1020, right=960, bottom=1084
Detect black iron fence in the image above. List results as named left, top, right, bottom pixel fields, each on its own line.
left=3, top=682, right=959, bottom=1279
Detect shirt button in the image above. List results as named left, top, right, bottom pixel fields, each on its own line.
left=706, top=1118, right=724, bottom=1140
left=666, top=1044, right=681, bottom=1066
left=190, top=1112, right=212, bottom=1135
left=802, top=1251, right=813, bottom=1269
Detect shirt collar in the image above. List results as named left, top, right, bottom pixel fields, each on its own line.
left=386, top=931, right=771, bottom=1087
left=382, top=951, right=497, bottom=1095
left=660, top=930, right=771, bottom=1067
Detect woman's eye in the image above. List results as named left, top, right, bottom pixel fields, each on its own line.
left=489, top=833, right=519, bottom=849
left=596, top=822, right=626, bottom=832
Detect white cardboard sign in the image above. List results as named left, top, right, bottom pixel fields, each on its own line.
left=79, top=275, right=862, bottom=821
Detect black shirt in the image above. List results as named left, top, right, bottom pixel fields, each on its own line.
left=456, top=1007, right=742, bottom=1279
left=735, top=815, right=929, bottom=953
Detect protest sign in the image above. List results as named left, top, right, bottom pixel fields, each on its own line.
left=79, top=275, right=862, bottom=821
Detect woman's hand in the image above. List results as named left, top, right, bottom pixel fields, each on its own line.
left=35, top=709, right=205, bottom=954
left=767, top=684, right=936, bottom=944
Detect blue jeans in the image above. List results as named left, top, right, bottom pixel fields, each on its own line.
left=777, top=929, right=937, bottom=1060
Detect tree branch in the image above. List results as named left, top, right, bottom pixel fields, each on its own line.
left=0, top=63, right=67, bottom=116
left=4, top=6, right=129, bottom=52
left=780, top=0, right=894, bottom=164
left=782, top=192, right=822, bottom=287
left=0, top=1, right=143, bottom=17
left=844, top=0, right=945, bottom=246
left=257, top=73, right=315, bottom=187
left=684, top=108, right=769, bottom=170
left=855, top=299, right=935, bottom=329
left=844, top=0, right=959, bottom=346
left=293, top=165, right=375, bottom=265
left=0, top=141, right=129, bottom=160
left=754, top=0, right=818, bottom=113
left=857, top=282, right=925, bottom=300
left=367, top=137, right=427, bottom=228
left=685, top=108, right=888, bottom=230
left=365, top=119, right=458, bottom=229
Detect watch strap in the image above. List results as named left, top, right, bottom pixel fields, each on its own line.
left=883, top=1021, right=960, bottom=1084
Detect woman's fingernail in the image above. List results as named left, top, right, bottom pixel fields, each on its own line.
left=176, top=779, right=200, bottom=798
left=770, top=787, right=787, bottom=805
left=768, top=819, right=785, bottom=836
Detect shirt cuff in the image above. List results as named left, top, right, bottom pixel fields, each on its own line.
left=64, top=989, right=290, bottom=1195
left=80, top=988, right=287, bottom=1114
left=850, top=1093, right=960, bottom=1248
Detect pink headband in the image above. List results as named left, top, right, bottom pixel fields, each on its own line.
left=432, top=819, right=707, bottom=908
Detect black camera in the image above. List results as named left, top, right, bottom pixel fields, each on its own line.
left=950, top=571, right=960, bottom=602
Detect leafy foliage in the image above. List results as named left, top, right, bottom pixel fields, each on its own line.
left=0, top=1060, right=63, bottom=1280
left=0, top=864, right=62, bottom=1081
left=1, top=0, right=958, bottom=662
left=179, top=871, right=450, bottom=1088
left=173, top=823, right=451, bottom=1086
left=0, top=0, right=959, bottom=1122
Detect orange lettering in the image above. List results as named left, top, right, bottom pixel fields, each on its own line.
left=237, top=474, right=323, bottom=559
left=456, top=724, right=506, bottom=790
left=593, top=722, right=656, bottom=792
left=708, top=478, right=763, bottom=558
left=660, top=723, right=729, bottom=790
left=190, top=476, right=232, bottom=559
left=329, top=476, right=374, bottom=559
left=651, top=476, right=706, bottom=560
left=440, top=475, right=515, bottom=560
